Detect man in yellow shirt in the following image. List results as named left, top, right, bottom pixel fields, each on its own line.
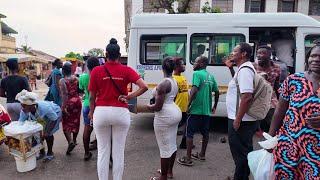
left=173, top=57, right=189, bottom=149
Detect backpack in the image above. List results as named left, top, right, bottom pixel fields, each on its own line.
left=235, top=66, right=273, bottom=120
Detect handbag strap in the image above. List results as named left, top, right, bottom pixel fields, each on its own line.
left=103, top=66, right=124, bottom=95
left=235, top=65, right=255, bottom=115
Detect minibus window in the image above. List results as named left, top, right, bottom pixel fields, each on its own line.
left=140, top=35, right=187, bottom=65
left=191, top=34, right=245, bottom=65
left=305, top=34, right=320, bottom=55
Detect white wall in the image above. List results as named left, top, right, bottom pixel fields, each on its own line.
left=233, top=0, right=246, bottom=13
left=297, top=0, right=309, bottom=15
left=265, top=0, right=278, bottom=12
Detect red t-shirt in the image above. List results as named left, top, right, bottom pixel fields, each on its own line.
left=88, top=61, right=140, bottom=108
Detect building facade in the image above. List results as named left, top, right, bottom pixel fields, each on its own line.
left=124, top=0, right=320, bottom=51
left=0, top=13, right=17, bottom=54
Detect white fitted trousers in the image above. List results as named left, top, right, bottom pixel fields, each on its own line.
left=93, top=106, right=130, bottom=180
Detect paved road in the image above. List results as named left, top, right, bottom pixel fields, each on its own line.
left=0, top=81, right=258, bottom=180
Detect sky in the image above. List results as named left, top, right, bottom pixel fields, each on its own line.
left=0, top=0, right=126, bottom=57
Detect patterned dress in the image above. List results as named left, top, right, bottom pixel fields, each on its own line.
left=274, top=73, right=320, bottom=179
left=62, top=78, right=82, bottom=133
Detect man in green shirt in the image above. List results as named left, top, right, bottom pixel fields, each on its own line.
left=178, top=56, right=219, bottom=166
left=79, top=57, right=100, bottom=161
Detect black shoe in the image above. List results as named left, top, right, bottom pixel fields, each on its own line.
left=179, top=144, right=195, bottom=149
left=84, top=152, right=92, bottom=161
left=66, top=142, right=76, bottom=155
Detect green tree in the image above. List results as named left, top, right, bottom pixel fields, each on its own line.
left=151, top=0, right=192, bottom=14
left=65, top=52, right=83, bottom=60
left=201, top=2, right=222, bottom=13
left=21, top=45, right=32, bottom=54
left=87, top=48, right=105, bottom=57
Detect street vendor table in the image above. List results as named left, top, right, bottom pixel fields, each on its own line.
left=4, top=121, right=43, bottom=172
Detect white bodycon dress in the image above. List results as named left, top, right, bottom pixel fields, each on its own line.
left=153, top=78, right=182, bottom=158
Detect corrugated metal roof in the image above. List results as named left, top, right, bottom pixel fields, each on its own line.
left=0, top=13, right=6, bottom=18
left=0, top=53, right=50, bottom=64
left=1, top=22, right=18, bottom=34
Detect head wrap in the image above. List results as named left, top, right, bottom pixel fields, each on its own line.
left=15, top=90, right=38, bottom=105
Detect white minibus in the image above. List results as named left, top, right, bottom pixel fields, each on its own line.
left=127, top=13, right=320, bottom=117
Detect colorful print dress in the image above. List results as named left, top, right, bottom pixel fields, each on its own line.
left=62, top=78, right=82, bottom=133
left=274, top=73, right=320, bottom=179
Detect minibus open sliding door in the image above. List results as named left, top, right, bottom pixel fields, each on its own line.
left=296, top=28, right=320, bottom=73
left=188, top=27, right=248, bottom=117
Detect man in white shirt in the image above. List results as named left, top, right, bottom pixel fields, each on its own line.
left=272, top=33, right=295, bottom=74
left=75, top=63, right=83, bottom=77
left=225, top=43, right=259, bottom=180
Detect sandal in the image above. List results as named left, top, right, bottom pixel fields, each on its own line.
left=177, top=157, right=194, bottom=166
left=191, top=152, right=206, bottom=161
left=149, top=177, right=160, bottom=180
left=43, top=154, right=55, bottom=162
left=156, top=169, right=173, bottom=179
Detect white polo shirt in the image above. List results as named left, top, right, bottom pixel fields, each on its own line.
left=226, top=61, right=257, bottom=121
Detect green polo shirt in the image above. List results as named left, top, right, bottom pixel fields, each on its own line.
left=189, top=69, right=218, bottom=116
left=79, top=73, right=90, bottom=107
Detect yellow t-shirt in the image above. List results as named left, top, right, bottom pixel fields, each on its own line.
left=173, top=75, right=189, bottom=112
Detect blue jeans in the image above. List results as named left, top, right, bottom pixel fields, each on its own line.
left=83, top=106, right=91, bottom=126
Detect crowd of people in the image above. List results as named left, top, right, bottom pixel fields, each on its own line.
left=0, top=38, right=319, bottom=180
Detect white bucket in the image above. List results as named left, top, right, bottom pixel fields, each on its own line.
left=14, top=155, right=36, bottom=172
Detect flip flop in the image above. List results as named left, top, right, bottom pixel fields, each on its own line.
left=149, top=177, right=160, bottom=180
left=43, top=154, right=54, bottom=162
left=177, top=157, right=194, bottom=166
left=191, top=152, right=206, bottom=161
left=156, top=169, right=173, bottom=179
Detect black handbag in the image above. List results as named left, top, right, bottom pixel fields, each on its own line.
left=45, top=73, right=52, bottom=87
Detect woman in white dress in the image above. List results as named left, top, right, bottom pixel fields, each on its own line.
left=147, top=57, right=182, bottom=180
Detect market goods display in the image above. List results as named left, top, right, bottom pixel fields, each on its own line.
left=6, top=136, right=33, bottom=153
left=3, top=121, right=43, bottom=172
left=0, top=125, right=6, bottom=144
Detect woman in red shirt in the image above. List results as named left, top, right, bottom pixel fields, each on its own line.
left=89, top=38, right=148, bottom=180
